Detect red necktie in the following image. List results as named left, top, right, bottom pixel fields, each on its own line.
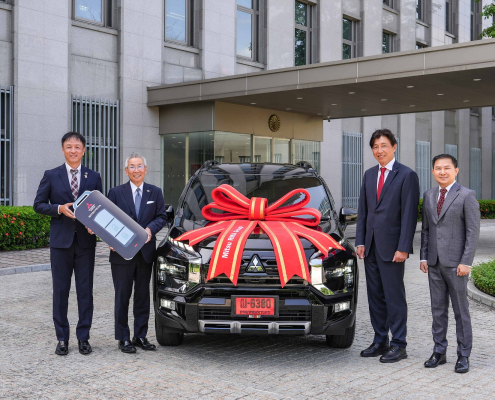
left=437, top=188, right=447, bottom=216
left=377, top=167, right=386, bottom=200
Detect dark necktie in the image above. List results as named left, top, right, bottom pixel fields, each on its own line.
left=70, top=169, right=79, bottom=200
left=135, top=187, right=142, bottom=217
left=377, top=167, right=386, bottom=200
left=437, top=188, right=447, bottom=216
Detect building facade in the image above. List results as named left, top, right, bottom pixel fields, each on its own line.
left=0, top=0, right=494, bottom=210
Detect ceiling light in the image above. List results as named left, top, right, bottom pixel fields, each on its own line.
left=407, top=85, right=414, bottom=88
left=409, top=105, right=415, bottom=107
left=331, top=103, right=337, bottom=106
left=297, top=97, right=304, bottom=100
left=172, top=136, right=176, bottom=138
left=361, top=109, right=367, bottom=111
left=463, top=100, right=470, bottom=103
left=348, top=92, right=355, bottom=94
left=286, top=108, right=291, bottom=110
left=250, top=102, right=257, bottom=105
left=473, top=78, right=481, bottom=81
left=178, top=141, right=182, bottom=143
left=209, top=133, right=213, bottom=135
left=437, top=93, right=444, bottom=96
left=381, top=99, right=387, bottom=101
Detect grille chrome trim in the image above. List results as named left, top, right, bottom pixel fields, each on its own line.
left=198, top=320, right=311, bottom=334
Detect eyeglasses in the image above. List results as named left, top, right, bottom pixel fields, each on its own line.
left=127, top=165, right=145, bottom=171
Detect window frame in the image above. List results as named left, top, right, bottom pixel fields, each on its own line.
left=72, top=0, right=109, bottom=27
left=445, top=0, right=455, bottom=35
left=294, top=0, right=313, bottom=66
left=382, top=31, right=394, bottom=54
left=383, top=0, right=395, bottom=10
left=342, top=17, right=357, bottom=60
left=236, top=1, right=260, bottom=62
left=164, top=0, right=195, bottom=47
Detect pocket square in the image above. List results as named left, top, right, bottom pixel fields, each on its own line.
left=147, top=201, right=154, bottom=204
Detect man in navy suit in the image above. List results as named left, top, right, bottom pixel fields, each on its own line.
left=108, top=152, right=167, bottom=353
left=34, top=132, right=102, bottom=356
left=356, top=129, right=420, bottom=363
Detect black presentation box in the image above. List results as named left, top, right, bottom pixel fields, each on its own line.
left=73, top=190, right=148, bottom=260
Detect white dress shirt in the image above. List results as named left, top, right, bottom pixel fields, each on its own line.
left=356, top=158, right=396, bottom=248
left=58, top=163, right=81, bottom=214
left=130, top=181, right=144, bottom=204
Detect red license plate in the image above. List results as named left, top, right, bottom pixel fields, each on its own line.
left=234, top=297, right=275, bottom=316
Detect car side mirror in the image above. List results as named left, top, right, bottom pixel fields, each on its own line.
left=339, top=207, right=358, bottom=229
left=165, top=204, right=174, bottom=226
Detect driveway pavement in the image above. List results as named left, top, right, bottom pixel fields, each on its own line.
left=0, top=224, right=494, bottom=399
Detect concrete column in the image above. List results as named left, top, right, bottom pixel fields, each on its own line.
left=13, top=1, right=70, bottom=205
left=267, top=0, right=294, bottom=70
left=399, top=114, right=416, bottom=169
left=0, top=5, right=12, bottom=85
left=119, top=0, right=163, bottom=186
left=457, top=0, right=471, bottom=43
left=319, top=0, right=342, bottom=63
left=399, top=0, right=417, bottom=51
left=321, top=119, right=343, bottom=212
left=361, top=0, right=382, bottom=57
left=430, top=0, right=446, bottom=47
left=431, top=111, right=445, bottom=188
left=202, top=0, right=236, bottom=78
left=456, top=109, right=470, bottom=186
left=362, top=116, right=381, bottom=171
left=481, top=107, right=492, bottom=199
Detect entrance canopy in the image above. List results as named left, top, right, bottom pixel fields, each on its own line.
left=148, top=39, right=495, bottom=119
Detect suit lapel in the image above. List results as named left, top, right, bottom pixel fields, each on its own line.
left=369, top=165, right=378, bottom=208
left=137, top=183, right=151, bottom=221
left=78, top=166, right=88, bottom=195
left=123, top=181, right=137, bottom=219
left=430, top=187, right=439, bottom=223
left=376, top=162, right=400, bottom=208
left=57, top=164, right=74, bottom=201
left=438, top=182, right=461, bottom=221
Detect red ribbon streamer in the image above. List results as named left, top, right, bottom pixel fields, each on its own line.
left=176, top=184, right=344, bottom=287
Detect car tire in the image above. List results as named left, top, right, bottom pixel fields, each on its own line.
left=325, top=322, right=355, bottom=348
left=155, top=320, right=184, bottom=346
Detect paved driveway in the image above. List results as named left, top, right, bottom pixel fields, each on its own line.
left=0, top=228, right=494, bottom=399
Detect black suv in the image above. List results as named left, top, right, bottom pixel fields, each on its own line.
left=154, top=162, right=358, bottom=347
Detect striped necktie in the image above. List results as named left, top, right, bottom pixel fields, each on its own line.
left=70, top=169, right=79, bottom=200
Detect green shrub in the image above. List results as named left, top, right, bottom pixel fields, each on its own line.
left=417, top=199, right=495, bottom=221
left=0, top=206, right=51, bottom=251
left=471, top=259, right=495, bottom=297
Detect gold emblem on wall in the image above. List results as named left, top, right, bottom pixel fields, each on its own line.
left=268, top=114, right=281, bottom=132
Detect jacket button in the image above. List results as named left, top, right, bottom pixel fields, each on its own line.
left=375, top=211, right=378, bottom=215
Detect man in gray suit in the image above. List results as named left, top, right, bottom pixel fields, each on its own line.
left=420, top=154, right=480, bottom=373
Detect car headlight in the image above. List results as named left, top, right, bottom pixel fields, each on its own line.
left=157, top=254, right=202, bottom=293
left=310, top=252, right=355, bottom=296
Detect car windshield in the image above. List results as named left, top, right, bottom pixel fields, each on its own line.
left=179, top=170, right=333, bottom=228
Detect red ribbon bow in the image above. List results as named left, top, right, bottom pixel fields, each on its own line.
left=176, top=184, right=344, bottom=287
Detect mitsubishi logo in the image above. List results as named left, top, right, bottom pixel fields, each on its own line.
left=246, top=255, right=265, bottom=273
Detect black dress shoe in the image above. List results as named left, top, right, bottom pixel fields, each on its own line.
left=360, top=342, right=390, bottom=357
left=379, top=345, right=408, bottom=363
left=55, top=341, right=69, bottom=356
left=424, top=352, right=447, bottom=368
left=118, top=340, right=137, bottom=353
left=132, top=337, right=156, bottom=351
left=455, top=356, right=469, bottom=373
left=78, top=340, right=92, bottom=355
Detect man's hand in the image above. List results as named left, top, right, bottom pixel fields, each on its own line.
left=86, top=227, right=94, bottom=235
left=457, top=264, right=471, bottom=276
left=356, top=247, right=365, bottom=260
left=145, top=227, right=152, bottom=244
left=59, top=203, right=75, bottom=219
left=420, top=261, right=428, bottom=273
left=109, top=246, right=115, bottom=252
left=392, top=251, right=408, bottom=263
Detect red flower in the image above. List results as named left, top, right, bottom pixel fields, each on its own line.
left=3, top=214, right=5, bottom=218
left=5, top=233, right=8, bottom=236
left=11, top=221, right=14, bottom=223
left=16, top=236, right=18, bottom=238
left=19, top=232, right=22, bottom=235
left=17, top=213, right=20, bottom=216
left=20, top=222, right=24, bottom=226
left=12, top=217, right=16, bottom=221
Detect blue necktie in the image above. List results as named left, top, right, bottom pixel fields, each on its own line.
left=135, top=188, right=142, bottom=217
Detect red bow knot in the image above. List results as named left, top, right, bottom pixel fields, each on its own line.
left=176, top=184, right=344, bottom=287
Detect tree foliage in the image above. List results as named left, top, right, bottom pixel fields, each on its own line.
left=476, top=1, right=495, bottom=38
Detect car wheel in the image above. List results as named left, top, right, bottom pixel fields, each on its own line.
left=326, top=322, right=355, bottom=348
left=155, top=320, right=184, bottom=346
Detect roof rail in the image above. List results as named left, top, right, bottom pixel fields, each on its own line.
left=201, top=160, right=220, bottom=170
left=295, top=161, right=314, bottom=171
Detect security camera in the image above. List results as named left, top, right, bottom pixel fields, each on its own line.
left=327, top=116, right=331, bottom=122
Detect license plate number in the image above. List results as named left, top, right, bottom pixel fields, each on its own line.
left=234, top=297, right=275, bottom=316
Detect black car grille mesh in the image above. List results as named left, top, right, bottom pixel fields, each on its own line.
left=198, top=306, right=311, bottom=321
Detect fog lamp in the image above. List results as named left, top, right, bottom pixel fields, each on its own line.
left=160, top=299, right=176, bottom=310
left=334, top=301, right=350, bottom=312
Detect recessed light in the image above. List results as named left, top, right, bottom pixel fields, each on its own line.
left=348, top=92, right=355, bottom=95
left=473, top=78, right=481, bottom=81
left=381, top=99, right=387, bottom=101
left=172, top=136, right=176, bottom=138
left=317, top=113, right=322, bottom=115
left=361, top=109, right=367, bottom=111
left=331, top=103, right=338, bottom=106
left=437, top=93, right=444, bottom=96
left=250, top=102, right=257, bottom=105
left=297, top=97, right=304, bottom=100
left=178, top=141, right=182, bottom=143
left=286, top=108, right=291, bottom=110
left=407, top=86, right=414, bottom=88
left=211, top=140, right=214, bottom=141
left=409, top=105, right=415, bottom=107
left=209, top=133, right=213, bottom=135
left=463, top=100, right=470, bottom=103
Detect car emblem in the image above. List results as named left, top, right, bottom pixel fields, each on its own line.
left=246, top=255, right=265, bottom=273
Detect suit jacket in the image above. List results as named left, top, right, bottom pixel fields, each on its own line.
left=33, top=164, right=103, bottom=249
left=355, top=161, right=420, bottom=261
left=108, top=181, right=167, bottom=265
left=420, top=182, right=480, bottom=267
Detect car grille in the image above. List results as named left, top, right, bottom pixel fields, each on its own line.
left=198, top=306, right=311, bottom=321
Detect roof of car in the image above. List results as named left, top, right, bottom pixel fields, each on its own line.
left=202, top=163, right=316, bottom=176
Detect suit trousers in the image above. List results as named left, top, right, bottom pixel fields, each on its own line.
left=364, top=239, right=408, bottom=348
left=111, top=252, right=152, bottom=341
left=50, top=235, right=95, bottom=341
left=428, top=262, right=472, bottom=357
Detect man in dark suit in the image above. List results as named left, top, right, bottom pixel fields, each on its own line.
left=34, top=132, right=102, bottom=355
left=420, top=154, right=480, bottom=373
left=108, top=152, right=167, bottom=353
left=356, top=129, right=420, bottom=363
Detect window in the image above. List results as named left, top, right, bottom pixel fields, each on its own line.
left=416, top=141, right=431, bottom=198
left=343, top=18, right=357, bottom=60
left=165, top=0, right=194, bottom=46
left=470, top=0, right=482, bottom=41
left=416, top=43, right=428, bottom=49
left=445, top=144, right=458, bottom=159
left=417, top=0, right=426, bottom=21
left=295, top=1, right=313, bottom=66
left=0, top=86, right=13, bottom=206
left=71, top=95, right=120, bottom=196
left=293, top=140, right=320, bottom=173
left=383, top=0, right=395, bottom=9
left=237, top=0, right=260, bottom=61
left=445, top=0, right=455, bottom=34
left=73, top=0, right=112, bottom=26
left=382, top=32, right=393, bottom=53
left=470, top=147, right=481, bottom=199
left=342, top=131, right=363, bottom=209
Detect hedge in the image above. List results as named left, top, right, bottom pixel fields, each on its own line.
left=417, top=199, right=495, bottom=221
left=0, top=206, right=51, bottom=251
left=471, top=259, right=495, bottom=297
